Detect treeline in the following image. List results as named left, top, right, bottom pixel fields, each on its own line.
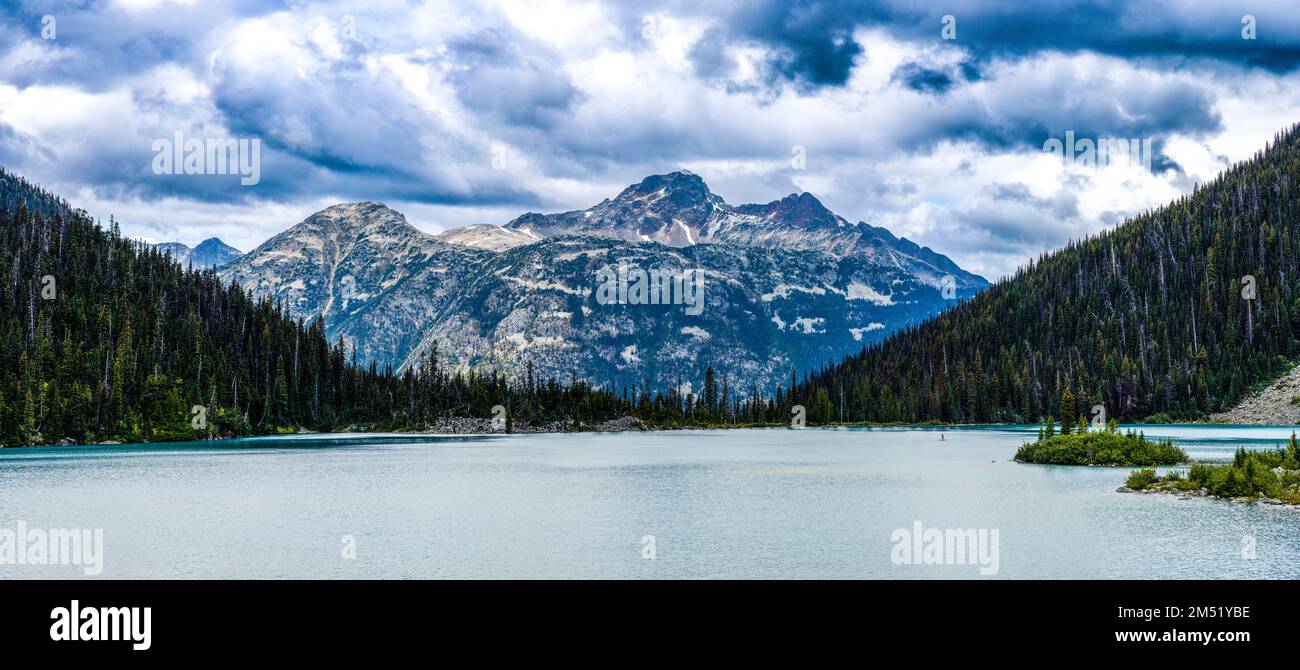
left=1, top=168, right=635, bottom=445
left=0, top=167, right=806, bottom=445
left=21, top=118, right=1300, bottom=443
left=784, top=123, right=1300, bottom=424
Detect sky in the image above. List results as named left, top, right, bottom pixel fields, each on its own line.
left=2, top=1, right=1300, bottom=280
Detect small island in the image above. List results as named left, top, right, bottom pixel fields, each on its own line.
left=1121, top=434, right=1300, bottom=505
left=1014, top=418, right=1187, bottom=466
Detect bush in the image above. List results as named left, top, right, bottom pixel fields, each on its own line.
left=1188, top=462, right=1213, bottom=485
left=1185, top=446, right=1299, bottom=499
left=1126, top=468, right=1158, bottom=490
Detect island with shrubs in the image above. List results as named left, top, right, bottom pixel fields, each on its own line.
left=1013, top=418, right=1187, bottom=466
left=1121, top=435, right=1300, bottom=505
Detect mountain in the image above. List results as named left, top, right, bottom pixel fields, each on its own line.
left=504, top=171, right=986, bottom=291
left=400, top=235, right=952, bottom=394
left=220, top=202, right=495, bottom=366
left=434, top=223, right=537, bottom=251
left=222, top=174, right=987, bottom=392
left=0, top=166, right=642, bottom=446
left=788, top=123, right=1300, bottom=424
left=157, top=237, right=243, bottom=269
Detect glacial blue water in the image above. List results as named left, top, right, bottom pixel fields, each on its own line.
left=0, top=425, right=1296, bottom=579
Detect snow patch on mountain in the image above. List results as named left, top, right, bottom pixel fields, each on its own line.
left=850, top=323, right=886, bottom=341
left=846, top=282, right=895, bottom=305
left=793, top=316, right=826, bottom=334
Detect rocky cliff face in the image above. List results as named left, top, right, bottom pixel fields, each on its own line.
left=221, top=202, right=493, bottom=364
left=222, top=175, right=988, bottom=393
left=400, top=235, right=957, bottom=393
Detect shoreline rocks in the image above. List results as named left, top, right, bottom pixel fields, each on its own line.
left=412, top=415, right=648, bottom=435
left=1117, top=483, right=1300, bottom=509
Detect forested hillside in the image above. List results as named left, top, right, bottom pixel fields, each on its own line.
left=788, top=124, right=1300, bottom=424
left=10, top=120, right=1300, bottom=443
left=0, top=168, right=639, bottom=445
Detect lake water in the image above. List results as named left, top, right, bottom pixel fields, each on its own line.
left=1, top=425, right=1297, bottom=579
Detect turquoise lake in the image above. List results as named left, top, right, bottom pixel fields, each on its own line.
left=1, top=425, right=1297, bottom=579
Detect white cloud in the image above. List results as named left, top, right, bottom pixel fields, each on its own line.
left=0, top=0, right=1293, bottom=283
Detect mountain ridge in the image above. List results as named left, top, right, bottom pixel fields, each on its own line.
left=502, top=171, right=987, bottom=290
left=222, top=173, right=988, bottom=392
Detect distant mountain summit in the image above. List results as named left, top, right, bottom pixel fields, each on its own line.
left=223, top=174, right=988, bottom=392
left=503, top=171, right=986, bottom=290
left=434, top=223, right=538, bottom=251
left=158, top=237, right=242, bottom=269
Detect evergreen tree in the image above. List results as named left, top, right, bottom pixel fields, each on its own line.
left=1059, top=389, right=1076, bottom=435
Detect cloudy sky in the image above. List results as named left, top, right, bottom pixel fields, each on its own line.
left=2, top=0, right=1300, bottom=279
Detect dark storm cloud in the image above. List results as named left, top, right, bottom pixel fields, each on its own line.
left=647, top=0, right=1300, bottom=91
left=671, top=0, right=877, bottom=88
left=891, top=62, right=954, bottom=94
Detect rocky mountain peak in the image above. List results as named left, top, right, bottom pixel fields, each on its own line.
left=275, top=202, right=434, bottom=254
left=156, top=236, right=243, bottom=269
left=309, top=201, right=408, bottom=230
left=615, top=170, right=715, bottom=206
left=735, top=191, right=844, bottom=230
left=434, top=223, right=538, bottom=251
left=193, top=236, right=240, bottom=255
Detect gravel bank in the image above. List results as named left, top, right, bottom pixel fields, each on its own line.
left=1210, top=364, right=1300, bottom=425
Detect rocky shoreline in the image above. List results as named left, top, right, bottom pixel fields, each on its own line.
left=408, top=415, right=648, bottom=435
left=1116, top=482, right=1300, bottom=508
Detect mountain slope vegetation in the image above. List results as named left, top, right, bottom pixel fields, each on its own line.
left=0, top=168, right=636, bottom=445
left=789, top=124, right=1300, bottom=424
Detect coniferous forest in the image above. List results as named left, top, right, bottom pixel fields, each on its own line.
left=787, top=124, right=1300, bottom=425
left=0, top=166, right=789, bottom=445
left=0, top=168, right=640, bottom=446
left=8, top=122, right=1300, bottom=444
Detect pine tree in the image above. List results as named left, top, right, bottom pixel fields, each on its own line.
left=1059, top=388, right=1076, bottom=435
